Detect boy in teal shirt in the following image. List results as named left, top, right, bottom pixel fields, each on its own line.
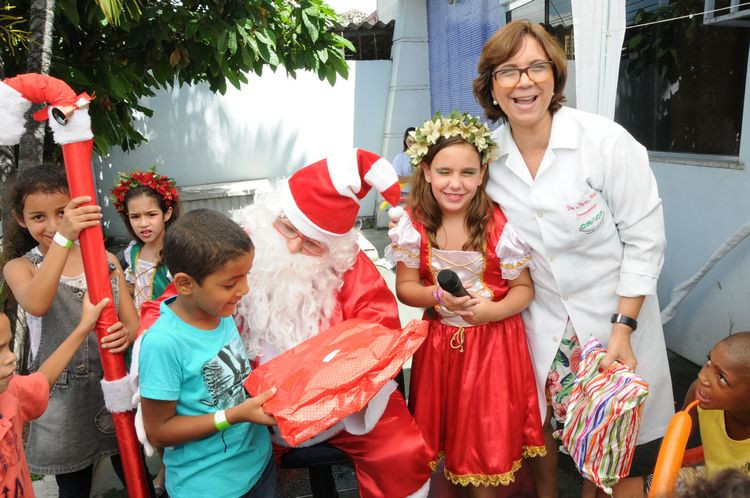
left=139, top=209, right=276, bottom=498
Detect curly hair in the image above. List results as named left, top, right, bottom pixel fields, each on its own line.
left=1, top=164, right=69, bottom=264
left=473, top=19, right=568, bottom=123
left=407, top=136, right=494, bottom=252
left=678, top=468, right=750, bottom=498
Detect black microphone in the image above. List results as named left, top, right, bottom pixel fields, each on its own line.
left=437, top=269, right=469, bottom=297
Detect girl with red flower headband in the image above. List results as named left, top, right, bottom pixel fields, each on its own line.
left=111, top=168, right=181, bottom=314
left=110, top=167, right=180, bottom=496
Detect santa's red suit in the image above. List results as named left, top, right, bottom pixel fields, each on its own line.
left=235, top=149, right=432, bottom=498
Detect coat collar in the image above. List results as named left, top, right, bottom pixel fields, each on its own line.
left=494, top=106, right=579, bottom=184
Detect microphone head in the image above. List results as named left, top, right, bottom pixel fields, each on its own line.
left=437, top=269, right=468, bottom=296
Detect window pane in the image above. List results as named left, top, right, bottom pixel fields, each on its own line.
left=615, top=0, right=750, bottom=156
left=508, top=0, right=575, bottom=59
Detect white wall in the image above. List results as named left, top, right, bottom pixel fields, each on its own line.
left=654, top=162, right=750, bottom=364
left=96, top=60, right=392, bottom=238
left=377, top=0, right=431, bottom=227
left=377, top=0, right=398, bottom=24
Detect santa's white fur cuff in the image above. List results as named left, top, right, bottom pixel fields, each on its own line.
left=100, top=376, right=137, bottom=413
left=0, top=82, right=32, bottom=146
left=48, top=108, right=94, bottom=144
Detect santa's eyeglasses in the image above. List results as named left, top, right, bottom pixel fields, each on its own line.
left=273, top=217, right=329, bottom=256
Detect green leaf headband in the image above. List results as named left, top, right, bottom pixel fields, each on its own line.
left=406, top=111, right=499, bottom=167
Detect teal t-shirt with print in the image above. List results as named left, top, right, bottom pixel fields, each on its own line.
left=139, top=297, right=271, bottom=498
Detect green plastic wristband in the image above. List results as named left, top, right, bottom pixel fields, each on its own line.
left=214, top=409, right=231, bottom=431
left=53, top=232, right=74, bottom=249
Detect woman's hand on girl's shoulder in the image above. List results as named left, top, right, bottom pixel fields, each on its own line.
left=58, top=196, right=102, bottom=241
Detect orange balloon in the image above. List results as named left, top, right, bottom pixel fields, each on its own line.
left=649, top=400, right=700, bottom=497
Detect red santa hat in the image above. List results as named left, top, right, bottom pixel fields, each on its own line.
left=0, top=74, right=93, bottom=146
left=281, top=148, right=400, bottom=244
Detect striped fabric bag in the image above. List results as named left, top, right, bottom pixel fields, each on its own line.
left=561, top=338, right=650, bottom=495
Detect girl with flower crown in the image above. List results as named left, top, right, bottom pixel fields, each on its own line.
left=111, top=168, right=179, bottom=497
left=386, top=111, right=545, bottom=495
left=111, top=168, right=181, bottom=314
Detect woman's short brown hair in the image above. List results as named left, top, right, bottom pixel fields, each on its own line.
left=473, top=20, right=568, bottom=123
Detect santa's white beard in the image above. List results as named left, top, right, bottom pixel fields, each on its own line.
left=234, top=188, right=359, bottom=361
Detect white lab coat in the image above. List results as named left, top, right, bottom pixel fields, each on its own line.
left=486, top=106, right=674, bottom=444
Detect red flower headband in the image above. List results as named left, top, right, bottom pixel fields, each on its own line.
left=110, top=168, right=179, bottom=214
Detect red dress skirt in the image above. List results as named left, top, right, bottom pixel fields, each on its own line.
left=409, top=312, right=545, bottom=486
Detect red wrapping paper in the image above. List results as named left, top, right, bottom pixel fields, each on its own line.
left=244, top=318, right=427, bottom=446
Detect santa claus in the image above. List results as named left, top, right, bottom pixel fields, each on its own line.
left=234, top=149, right=431, bottom=498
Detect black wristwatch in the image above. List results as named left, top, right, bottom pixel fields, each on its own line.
left=610, top=313, right=637, bottom=332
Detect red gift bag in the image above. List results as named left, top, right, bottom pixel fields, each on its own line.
left=244, top=318, right=428, bottom=446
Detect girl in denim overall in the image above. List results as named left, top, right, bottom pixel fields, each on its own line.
left=2, top=164, right=139, bottom=497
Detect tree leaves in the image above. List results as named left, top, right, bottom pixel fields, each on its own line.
left=1, top=0, right=351, bottom=155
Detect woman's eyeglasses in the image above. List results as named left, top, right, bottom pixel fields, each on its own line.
left=492, top=61, right=554, bottom=88
left=273, top=217, right=329, bottom=256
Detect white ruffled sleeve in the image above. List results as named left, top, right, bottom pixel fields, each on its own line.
left=384, top=214, right=421, bottom=269
left=123, top=240, right=137, bottom=284
left=496, top=222, right=533, bottom=280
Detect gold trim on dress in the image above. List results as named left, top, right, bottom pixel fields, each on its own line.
left=445, top=459, right=522, bottom=487
left=501, top=254, right=532, bottom=270
left=432, top=249, right=483, bottom=292
left=523, top=445, right=547, bottom=458
left=429, top=244, right=493, bottom=311
left=450, top=326, right=465, bottom=353
left=133, top=246, right=158, bottom=310
left=435, top=447, right=547, bottom=487
left=481, top=239, right=493, bottom=301
left=389, top=244, right=420, bottom=264
left=429, top=451, right=446, bottom=471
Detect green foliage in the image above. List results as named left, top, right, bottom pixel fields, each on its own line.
left=0, top=5, right=29, bottom=55
left=95, top=0, right=141, bottom=27
left=2, top=0, right=354, bottom=154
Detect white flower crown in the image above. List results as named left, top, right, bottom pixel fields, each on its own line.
left=406, top=111, right=499, bottom=166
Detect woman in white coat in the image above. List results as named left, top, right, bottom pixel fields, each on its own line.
left=472, top=20, right=674, bottom=497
